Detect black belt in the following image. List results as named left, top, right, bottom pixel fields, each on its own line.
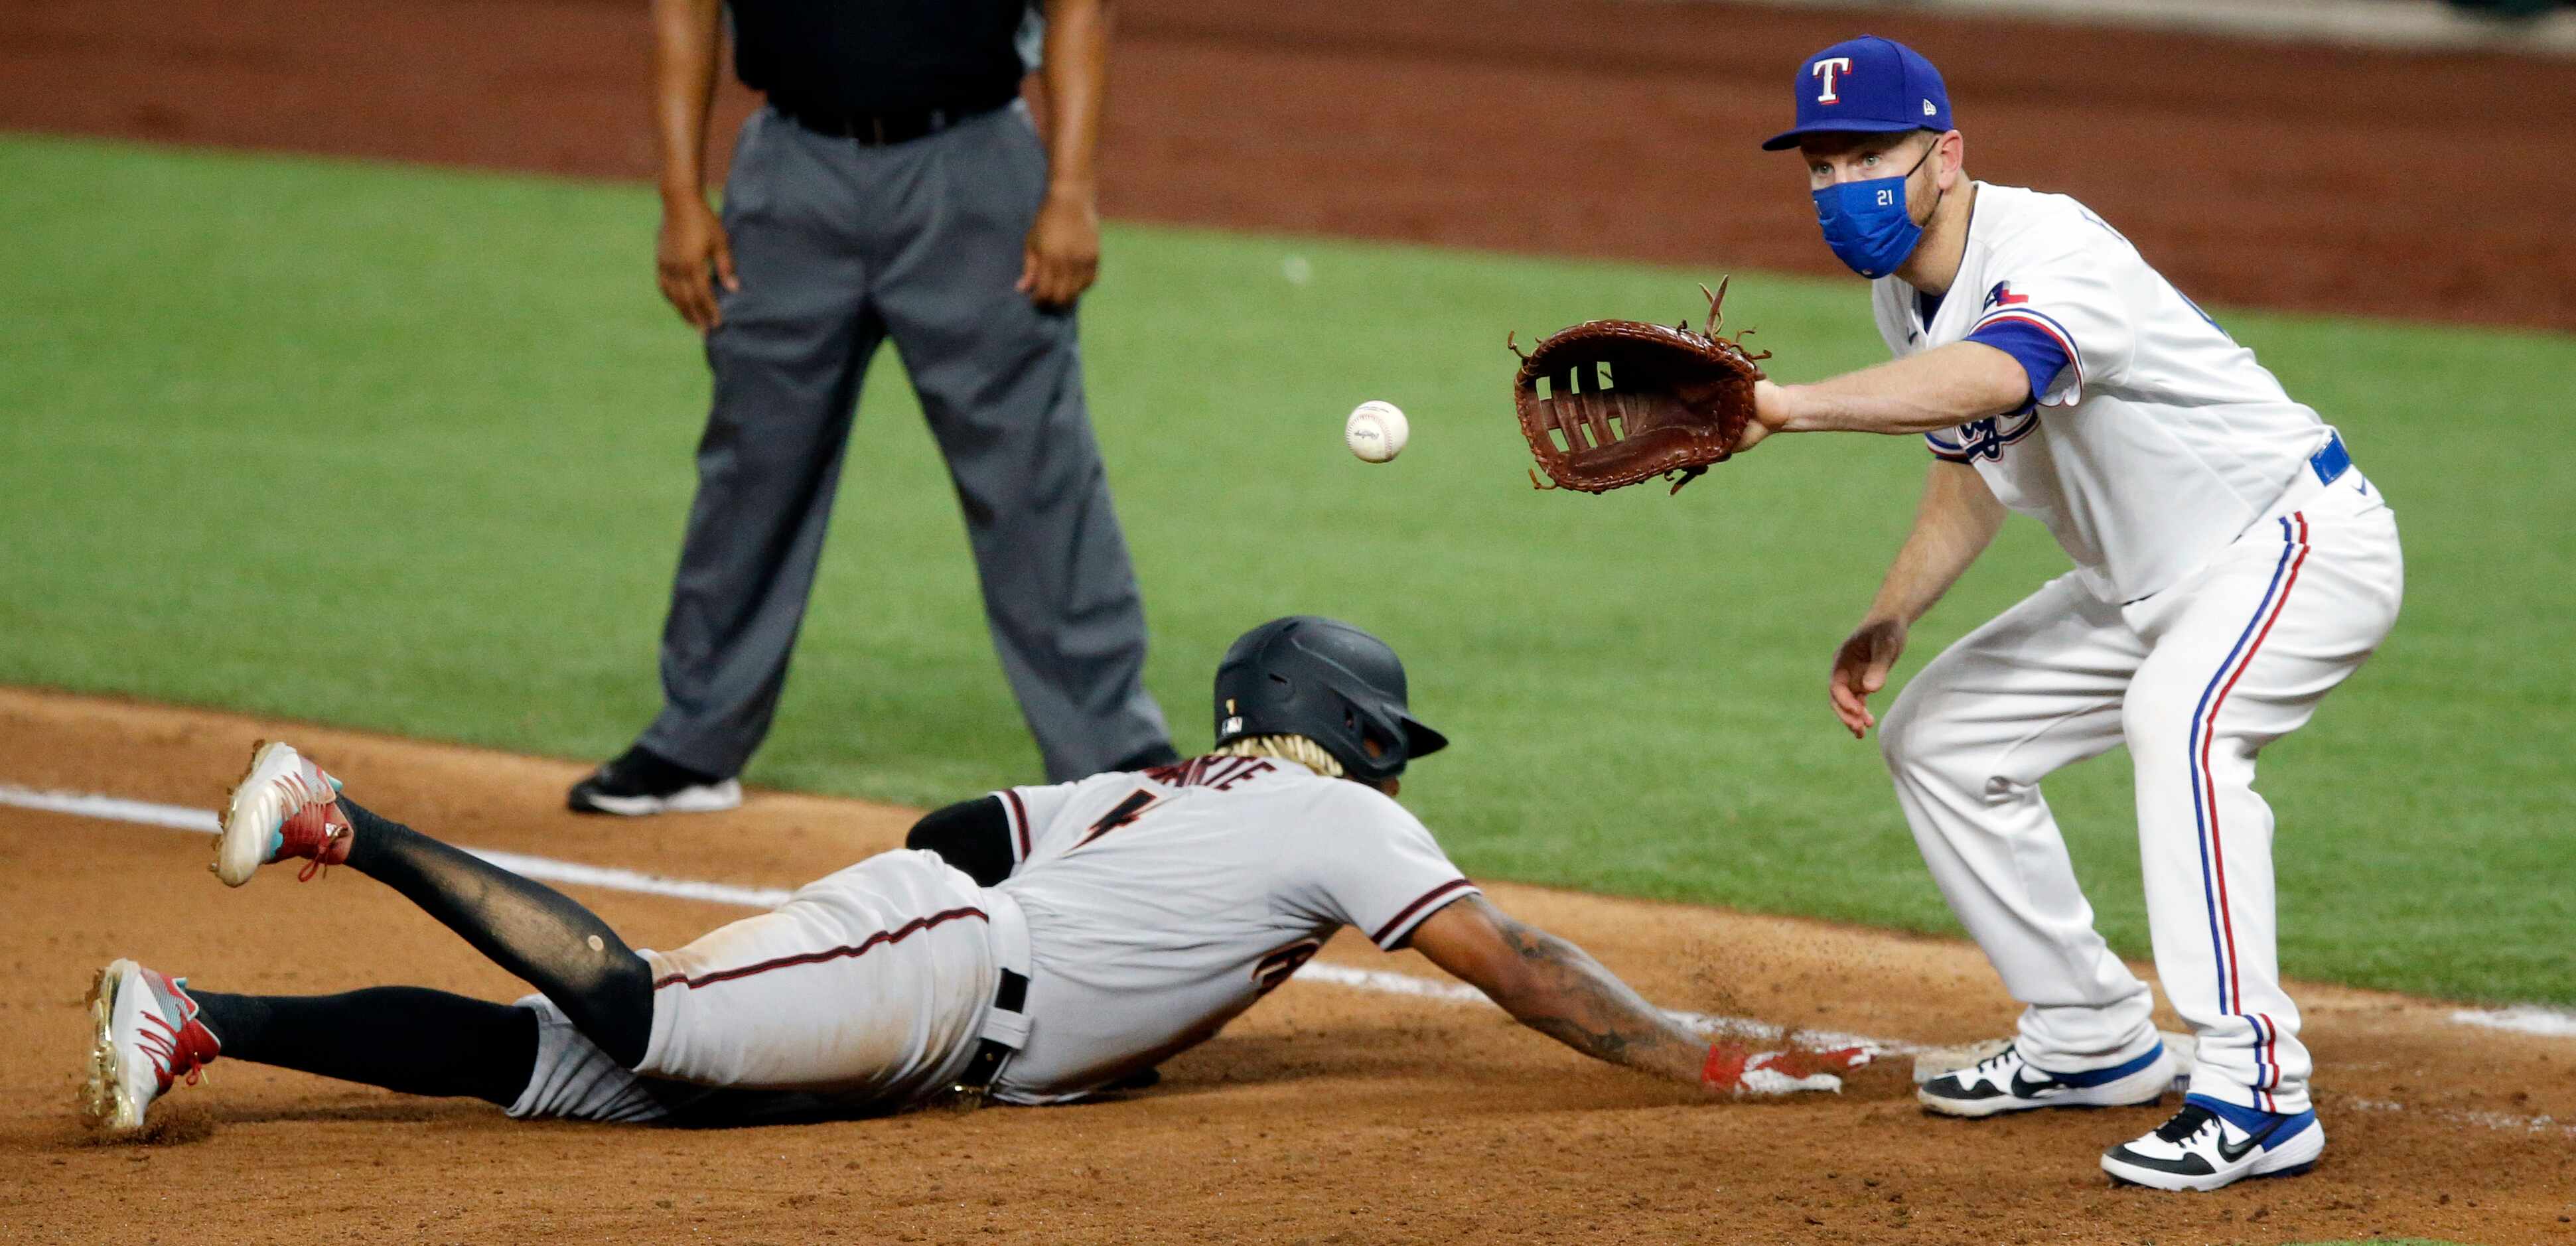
left=768, top=97, right=1001, bottom=146
left=946, top=967, right=1028, bottom=1109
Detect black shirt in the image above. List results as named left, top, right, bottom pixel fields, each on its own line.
left=729, top=0, right=1030, bottom=117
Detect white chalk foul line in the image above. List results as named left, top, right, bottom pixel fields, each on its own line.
left=1287, top=962, right=1897, bottom=1052
left=7, top=783, right=2571, bottom=1060
left=0, top=784, right=802, bottom=908
left=2451, top=1005, right=2576, bottom=1040
left=7, top=786, right=221, bottom=832
left=464, top=848, right=795, bottom=911
left=2346, top=1097, right=2576, bottom=1141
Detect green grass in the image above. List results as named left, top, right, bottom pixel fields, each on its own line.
left=5, top=134, right=2569, bottom=1006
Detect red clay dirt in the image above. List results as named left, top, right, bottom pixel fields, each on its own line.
left=6, top=3, right=2575, bottom=1242
left=5, top=691, right=2573, bottom=1244
left=3, top=0, right=2571, bottom=332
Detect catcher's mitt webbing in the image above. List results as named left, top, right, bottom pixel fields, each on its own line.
left=1510, top=281, right=1771, bottom=495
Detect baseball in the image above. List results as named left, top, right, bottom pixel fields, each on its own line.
left=1344, top=400, right=1409, bottom=463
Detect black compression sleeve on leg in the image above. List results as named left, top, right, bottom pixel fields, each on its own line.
left=337, top=797, right=654, bottom=1068
left=191, top=987, right=539, bottom=1107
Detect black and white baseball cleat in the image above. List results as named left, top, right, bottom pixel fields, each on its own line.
left=2101, top=1095, right=2325, bottom=1192
left=1916, top=1040, right=2175, bottom=1118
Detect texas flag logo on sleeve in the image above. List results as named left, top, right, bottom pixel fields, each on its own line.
left=1983, top=281, right=2030, bottom=311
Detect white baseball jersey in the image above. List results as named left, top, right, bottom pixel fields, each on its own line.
left=1875, top=182, right=2338, bottom=602
left=987, top=755, right=1480, bottom=1104
left=1861, top=182, right=2404, bottom=1118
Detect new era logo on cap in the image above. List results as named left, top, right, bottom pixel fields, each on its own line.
left=1762, top=35, right=1955, bottom=151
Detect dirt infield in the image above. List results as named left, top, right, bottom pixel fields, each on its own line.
left=4, top=0, right=2572, bottom=331
left=6, top=3, right=2575, bottom=1241
left=3, top=689, right=2572, bottom=1244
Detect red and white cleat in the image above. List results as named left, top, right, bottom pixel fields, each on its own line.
left=82, top=959, right=220, bottom=1135
left=216, top=740, right=352, bottom=886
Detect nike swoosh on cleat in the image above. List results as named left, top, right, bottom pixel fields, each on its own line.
left=2214, top=1120, right=2279, bottom=1164
left=2008, top=1068, right=2066, bottom=1099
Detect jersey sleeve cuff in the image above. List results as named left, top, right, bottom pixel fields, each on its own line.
left=1967, top=315, right=2078, bottom=406
left=997, top=789, right=1032, bottom=864
left=1369, top=878, right=1480, bottom=949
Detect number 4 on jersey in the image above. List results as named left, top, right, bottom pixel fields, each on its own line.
left=1074, top=789, right=1165, bottom=849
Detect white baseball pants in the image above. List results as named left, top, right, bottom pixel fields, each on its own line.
left=1881, top=471, right=2400, bottom=1115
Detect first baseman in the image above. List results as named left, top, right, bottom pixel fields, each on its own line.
left=1736, top=36, right=2402, bottom=1190
left=84, top=618, right=1861, bottom=1135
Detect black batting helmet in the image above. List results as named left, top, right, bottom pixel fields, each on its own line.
left=1210, top=616, right=1448, bottom=784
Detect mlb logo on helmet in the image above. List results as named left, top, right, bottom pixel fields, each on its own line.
left=1760, top=35, right=1954, bottom=151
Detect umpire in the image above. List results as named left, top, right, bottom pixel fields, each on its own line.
left=574, top=0, right=1177, bottom=816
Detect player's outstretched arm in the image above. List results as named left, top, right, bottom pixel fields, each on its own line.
left=1829, top=460, right=2007, bottom=736
left=1404, top=896, right=1860, bottom=1094
left=1743, top=340, right=2027, bottom=447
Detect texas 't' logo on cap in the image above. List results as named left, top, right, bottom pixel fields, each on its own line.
left=1762, top=35, right=1954, bottom=152
left=1812, top=56, right=1854, bottom=104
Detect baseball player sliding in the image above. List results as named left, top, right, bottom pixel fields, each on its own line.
left=83, top=617, right=1862, bottom=1136
left=1740, top=37, right=2402, bottom=1190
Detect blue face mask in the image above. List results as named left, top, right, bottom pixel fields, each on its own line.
left=1812, top=141, right=1941, bottom=279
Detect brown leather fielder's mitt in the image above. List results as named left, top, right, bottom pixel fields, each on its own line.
left=1510, top=279, right=1771, bottom=495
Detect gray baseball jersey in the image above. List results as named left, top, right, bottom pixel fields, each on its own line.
left=987, top=755, right=1479, bottom=1103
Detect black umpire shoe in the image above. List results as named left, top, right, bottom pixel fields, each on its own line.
left=567, top=746, right=743, bottom=817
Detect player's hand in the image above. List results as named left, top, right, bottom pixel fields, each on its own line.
left=1019, top=189, right=1101, bottom=309
left=1703, top=1043, right=1872, bottom=1095
left=656, top=192, right=739, bottom=334
left=1829, top=617, right=1907, bottom=738
left=1734, top=379, right=1794, bottom=453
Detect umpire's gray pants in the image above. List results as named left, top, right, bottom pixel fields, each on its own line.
left=638, top=102, right=1169, bottom=783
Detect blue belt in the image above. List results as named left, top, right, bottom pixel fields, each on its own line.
left=2309, top=432, right=2352, bottom=485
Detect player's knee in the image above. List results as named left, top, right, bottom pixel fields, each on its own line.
left=508, top=997, right=673, bottom=1123
left=1875, top=681, right=1941, bottom=775
left=2117, top=681, right=2200, bottom=761
left=555, top=948, right=655, bottom=1070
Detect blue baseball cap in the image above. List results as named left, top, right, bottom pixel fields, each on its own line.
left=1760, top=35, right=1953, bottom=151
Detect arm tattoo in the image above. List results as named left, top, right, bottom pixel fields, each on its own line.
left=1493, top=914, right=1703, bottom=1082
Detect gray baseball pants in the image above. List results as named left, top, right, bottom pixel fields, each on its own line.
left=637, top=102, right=1170, bottom=783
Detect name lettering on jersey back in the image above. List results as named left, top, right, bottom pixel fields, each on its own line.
left=1145, top=755, right=1279, bottom=792
left=1070, top=756, right=1287, bottom=851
